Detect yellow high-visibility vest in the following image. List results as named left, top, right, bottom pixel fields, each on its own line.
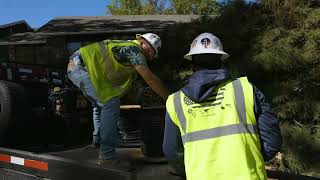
left=166, top=77, right=267, bottom=180
left=80, top=40, right=140, bottom=103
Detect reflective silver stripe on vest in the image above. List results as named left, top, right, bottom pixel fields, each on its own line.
left=182, top=124, right=258, bottom=144
left=98, top=41, right=132, bottom=88
left=99, top=41, right=112, bottom=74
left=174, top=78, right=258, bottom=145
left=173, top=91, right=187, bottom=134
left=232, top=79, right=247, bottom=124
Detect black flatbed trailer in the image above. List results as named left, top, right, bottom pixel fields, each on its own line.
left=0, top=146, right=183, bottom=180
left=1, top=146, right=320, bottom=180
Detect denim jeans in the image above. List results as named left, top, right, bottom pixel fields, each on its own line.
left=67, top=65, right=120, bottom=160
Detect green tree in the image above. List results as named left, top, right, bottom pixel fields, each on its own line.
left=170, top=0, right=220, bottom=14
left=251, top=3, right=320, bottom=175
left=106, top=0, right=169, bottom=15
left=250, top=0, right=320, bottom=124
left=106, top=0, right=220, bottom=15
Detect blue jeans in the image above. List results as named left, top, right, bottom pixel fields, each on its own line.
left=67, top=65, right=120, bottom=160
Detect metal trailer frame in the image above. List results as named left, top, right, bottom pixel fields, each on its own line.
left=0, top=147, right=133, bottom=180
left=1, top=146, right=320, bottom=180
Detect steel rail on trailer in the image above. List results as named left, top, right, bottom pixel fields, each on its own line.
left=0, top=147, right=133, bottom=180
left=1, top=147, right=320, bottom=180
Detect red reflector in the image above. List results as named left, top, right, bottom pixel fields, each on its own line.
left=0, top=154, right=11, bottom=163
left=24, top=159, right=48, bottom=171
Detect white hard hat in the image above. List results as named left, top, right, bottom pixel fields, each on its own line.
left=136, top=33, right=162, bottom=58
left=184, top=32, right=230, bottom=61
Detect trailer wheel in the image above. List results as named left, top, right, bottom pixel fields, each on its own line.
left=0, top=81, right=30, bottom=144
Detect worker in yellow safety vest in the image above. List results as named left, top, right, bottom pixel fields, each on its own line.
left=67, top=33, right=169, bottom=171
left=163, top=32, right=282, bottom=180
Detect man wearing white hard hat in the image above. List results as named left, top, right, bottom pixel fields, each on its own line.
left=163, top=32, right=282, bottom=179
left=67, top=33, right=169, bottom=170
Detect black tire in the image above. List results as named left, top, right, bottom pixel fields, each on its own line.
left=0, top=81, right=30, bottom=144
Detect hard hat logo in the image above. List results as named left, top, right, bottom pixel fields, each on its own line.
left=184, top=32, right=230, bottom=61
left=201, top=38, right=211, bottom=48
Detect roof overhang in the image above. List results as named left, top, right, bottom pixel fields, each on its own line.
left=36, top=28, right=161, bottom=36
left=36, top=15, right=210, bottom=34
left=0, top=40, right=46, bottom=46
left=0, top=32, right=46, bottom=46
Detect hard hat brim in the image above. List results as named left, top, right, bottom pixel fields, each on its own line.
left=184, top=48, right=230, bottom=61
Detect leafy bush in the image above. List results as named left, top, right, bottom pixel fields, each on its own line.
left=267, top=123, right=320, bottom=176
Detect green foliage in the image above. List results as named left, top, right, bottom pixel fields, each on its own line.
left=170, top=0, right=220, bottom=14
left=253, top=0, right=320, bottom=72
left=106, top=0, right=220, bottom=15
left=248, top=0, right=320, bottom=125
left=107, top=0, right=168, bottom=15
left=273, top=123, right=320, bottom=176
left=273, top=99, right=320, bottom=124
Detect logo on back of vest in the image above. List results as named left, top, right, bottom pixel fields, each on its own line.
left=188, top=108, right=216, bottom=118
left=188, top=109, right=196, bottom=117
left=200, top=108, right=216, bottom=117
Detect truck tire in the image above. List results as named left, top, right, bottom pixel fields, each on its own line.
left=0, top=81, right=30, bottom=144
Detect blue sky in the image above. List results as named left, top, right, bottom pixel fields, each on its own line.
left=0, top=0, right=256, bottom=28
left=0, top=0, right=110, bottom=28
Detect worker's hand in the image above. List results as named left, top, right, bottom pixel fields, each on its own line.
left=133, top=65, right=169, bottom=100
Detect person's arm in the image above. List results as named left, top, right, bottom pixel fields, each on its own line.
left=163, top=111, right=185, bottom=176
left=253, top=85, right=282, bottom=161
left=134, top=64, right=169, bottom=100
left=115, top=45, right=169, bottom=100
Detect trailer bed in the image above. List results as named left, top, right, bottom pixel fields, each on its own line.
left=0, top=146, right=182, bottom=180
left=46, top=147, right=182, bottom=180
left=1, top=146, right=319, bottom=180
